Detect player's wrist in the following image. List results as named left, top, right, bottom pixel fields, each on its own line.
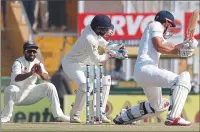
left=107, top=50, right=117, bottom=58
left=28, top=71, right=34, bottom=76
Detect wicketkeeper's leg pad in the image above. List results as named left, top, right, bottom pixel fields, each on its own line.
left=97, top=75, right=111, bottom=115
left=70, top=82, right=93, bottom=118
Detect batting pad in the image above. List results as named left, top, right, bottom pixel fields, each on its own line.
left=169, top=71, right=191, bottom=118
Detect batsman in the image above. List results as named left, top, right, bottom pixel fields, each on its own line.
left=113, top=10, right=199, bottom=126
left=62, top=14, right=128, bottom=123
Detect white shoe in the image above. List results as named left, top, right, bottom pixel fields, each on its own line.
left=91, top=113, right=111, bottom=123
left=102, top=114, right=111, bottom=123
left=55, top=115, right=70, bottom=122
left=1, top=117, right=11, bottom=123
left=165, top=117, right=191, bottom=126
left=70, top=115, right=81, bottom=123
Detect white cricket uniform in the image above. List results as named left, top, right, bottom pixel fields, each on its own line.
left=62, top=25, right=112, bottom=119
left=133, top=21, right=179, bottom=111
left=62, top=25, right=110, bottom=85
left=1, top=57, right=64, bottom=120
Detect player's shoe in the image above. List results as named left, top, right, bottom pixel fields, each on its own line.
left=164, top=117, right=191, bottom=126
left=91, top=113, right=111, bottom=123
left=55, top=115, right=70, bottom=122
left=102, top=114, right=111, bottom=123
left=70, top=115, right=81, bottom=123
left=1, top=117, right=11, bottom=123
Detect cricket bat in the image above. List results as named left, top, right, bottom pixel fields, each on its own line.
left=186, top=9, right=199, bottom=40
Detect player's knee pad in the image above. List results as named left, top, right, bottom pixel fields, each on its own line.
left=78, top=82, right=93, bottom=93
left=99, top=75, right=111, bottom=112
left=169, top=71, right=191, bottom=118
left=71, top=83, right=88, bottom=117
left=102, top=75, right=111, bottom=97
left=175, top=71, right=191, bottom=92
left=103, top=75, right=111, bottom=86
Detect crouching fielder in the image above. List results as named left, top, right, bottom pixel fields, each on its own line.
left=113, top=10, right=198, bottom=126
left=1, top=42, right=70, bottom=123
left=62, top=14, right=128, bottom=123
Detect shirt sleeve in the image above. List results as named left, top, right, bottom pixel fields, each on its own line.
left=39, top=63, right=48, bottom=74
left=150, top=22, right=164, bottom=38
left=11, top=60, right=22, bottom=82
left=86, top=35, right=110, bottom=63
left=98, top=36, right=109, bottom=48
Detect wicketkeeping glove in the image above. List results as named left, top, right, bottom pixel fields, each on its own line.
left=116, top=49, right=128, bottom=59
left=107, top=49, right=128, bottom=59
left=106, top=42, right=125, bottom=51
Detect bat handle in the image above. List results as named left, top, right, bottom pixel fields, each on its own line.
left=187, top=30, right=194, bottom=40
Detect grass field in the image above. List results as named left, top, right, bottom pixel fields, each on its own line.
left=1, top=122, right=200, bottom=132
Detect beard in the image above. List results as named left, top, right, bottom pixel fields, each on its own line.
left=25, top=55, right=35, bottom=62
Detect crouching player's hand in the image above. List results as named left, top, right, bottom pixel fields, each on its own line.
left=35, top=64, right=43, bottom=75
left=106, top=42, right=125, bottom=51
left=107, top=49, right=128, bottom=59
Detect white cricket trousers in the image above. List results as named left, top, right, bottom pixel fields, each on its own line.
left=134, top=64, right=179, bottom=111
left=1, top=83, right=64, bottom=119
left=62, top=62, right=101, bottom=88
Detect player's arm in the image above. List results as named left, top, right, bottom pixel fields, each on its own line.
left=14, top=62, right=36, bottom=82
left=152, top=37, right=181, bottom=55
left=15, top=73, right=34, bottom=82
left=88, top=43, right=110, bottom=63
left=98, top=37, right=109, bottom=48
left=86, top=35, right=110, bottom=63
left=39, top=73, right=49, bottom=80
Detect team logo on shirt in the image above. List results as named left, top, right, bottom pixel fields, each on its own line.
left=24, top=67, right=27, bottom=71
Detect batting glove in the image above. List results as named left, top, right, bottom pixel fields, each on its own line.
left=182, top=37, right=198, bottom=49
left=178, top=48, right=194, bottom=57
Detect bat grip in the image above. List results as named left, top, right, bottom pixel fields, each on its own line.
left=187, top=30, right=194, bottom=40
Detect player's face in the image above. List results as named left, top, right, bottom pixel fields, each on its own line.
left=163, top=21, right=173, bottom=39
left=104, top=28, right=114, bottom=41
left=24, top=49, right=37, bottom=62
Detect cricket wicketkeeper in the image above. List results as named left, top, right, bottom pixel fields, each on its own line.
left=62, top=14, right=128, bottom=123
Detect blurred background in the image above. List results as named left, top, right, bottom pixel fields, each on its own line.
left=1, top=1, right=199, bottom=123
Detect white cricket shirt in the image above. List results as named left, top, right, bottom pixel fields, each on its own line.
left=10, top=56, right=48, bottom=89
left=135, top=21, right=166, bottom=67
left=63, top=25, right=110, bottom=64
